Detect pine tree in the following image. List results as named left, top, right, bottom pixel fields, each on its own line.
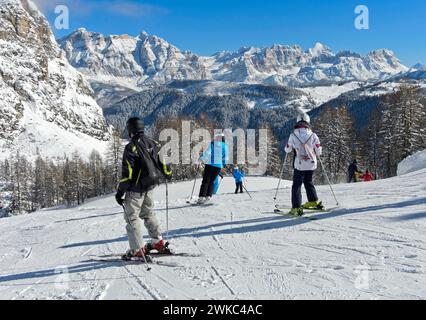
left=89, top=150, right=103, bottom=197
left=260, top=124, right=281, bottom=177
left=313, top=106, right=355, bottom=183
left=63, top=158, right=74, bottom=206
left=360, top=108, right=382, bottom=179
left=105, top=127, right=124, bottom=190
left=32, top=153, right=46, bottom=210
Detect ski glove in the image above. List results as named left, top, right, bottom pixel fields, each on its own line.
left=115, top=189, right=125, bottom=206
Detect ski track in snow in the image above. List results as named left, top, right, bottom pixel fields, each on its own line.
left=0, top=174, right=426, bottom=300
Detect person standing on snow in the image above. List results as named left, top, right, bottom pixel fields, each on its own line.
left=197, top=133, right=229, bottom=204
left=233, top=167, right=245, bottom=194
left=285, top=114, right=323, bottom=216
left=361, top=169, right=374, bottom=182
left=348, top=160, right=361, bottom=183
left=115, top=117, right=172, bottom=261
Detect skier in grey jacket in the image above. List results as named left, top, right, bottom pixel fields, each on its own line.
left=115, top=117, right=172, bottom=261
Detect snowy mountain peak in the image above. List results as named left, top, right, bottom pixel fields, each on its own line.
left=60, top=29, right=210, bottom=87
left=412, top=63, right=426, bottom=70
left=308, top=42, right=333, bottom=57
left=367, top=49, right=400, bottom=64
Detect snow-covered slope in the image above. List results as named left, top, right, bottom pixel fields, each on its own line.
left=59, top=29, right=409, bottom=93
left=398, top=149, right=426, bottom=176
left=0, top=0, right=109, bottom=159
left=1, top=172, right=425, bottom=299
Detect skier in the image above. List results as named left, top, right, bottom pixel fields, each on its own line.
left=115, top=117, right=172, bottom=261
left=361, top=169, right=374, bottom=182
left=285, top=114, right=323, bottom=216
left=348, top=160, right=361, bottom=183
left=233, top=167, right=245, bottom=194
left=197, top=133, right=229, bottom=204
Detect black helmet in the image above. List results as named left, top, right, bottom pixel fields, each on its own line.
left=126, top=117, right=144, bottom=136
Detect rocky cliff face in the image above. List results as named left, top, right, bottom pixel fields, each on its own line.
left=60, top=29, right=210, bottom=89
left=0, top=0, right=109, bottom=159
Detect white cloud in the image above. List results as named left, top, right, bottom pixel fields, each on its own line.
left=32, top=0, right=168, bottom=18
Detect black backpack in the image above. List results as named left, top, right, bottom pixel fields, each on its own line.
left=133, top=136, right=165, bottom=192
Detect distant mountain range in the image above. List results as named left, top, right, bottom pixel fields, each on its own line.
left=60, top=28, right=410, bottom=93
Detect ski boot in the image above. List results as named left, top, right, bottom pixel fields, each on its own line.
left=197, top=197, right=207, bottom=205
left=121, top=248, right=153, bottom=263
left=289, top=207, right=304, bottom=216
left=144, top=239, right=173, bottom=255
left=303, top=201, right=325, bottom=210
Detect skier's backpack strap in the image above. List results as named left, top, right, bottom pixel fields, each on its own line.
left=132, top=137, right=165, bottom=192
left=293, top=131, right=315, bottom=162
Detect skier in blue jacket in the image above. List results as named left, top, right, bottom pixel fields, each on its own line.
left=197, top=134, right=229, bottom=204
left=233, top=167, right=245, bottom=194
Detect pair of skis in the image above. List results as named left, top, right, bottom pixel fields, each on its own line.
left=268, top=204, right=336, bottom=220
left=88, top=251, right=202, bottom=269
left=89, top=241, right=202, bottom=269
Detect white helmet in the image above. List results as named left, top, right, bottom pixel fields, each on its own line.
left=297, top=113, right=311, bottom=124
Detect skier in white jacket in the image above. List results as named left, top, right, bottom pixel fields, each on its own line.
left=285, top=114, right=323, bottom=216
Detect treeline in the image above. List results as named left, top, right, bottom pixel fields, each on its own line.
left=312, top=85, right=426, bottom=182
left=0, top=129, right=124, bottom=216
left=152, top=114, right=282, bottom=179
left=0, top=115, right=282, bottom=216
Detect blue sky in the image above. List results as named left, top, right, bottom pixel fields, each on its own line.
left=34, top=0, right=425, bottom=66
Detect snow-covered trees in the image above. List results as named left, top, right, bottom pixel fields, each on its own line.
left=260, top=124, right=281, bottom=177
left=311, top=85, right=425, bottom=182
left=0, top=150, right=121, bottom=215
left=313, top=106, right=355, bottom=183
left=360, top=109, right=382, bottom=179
left=105, top=127, right=124, bottom=188
left=360, top=85, right=426, bottom=178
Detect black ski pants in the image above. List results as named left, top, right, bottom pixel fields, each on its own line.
left=292, top=169, right=318, bottom=209
left=199, top=165, right=222, bottom=198
left=235, top=182, right=243, bottom=194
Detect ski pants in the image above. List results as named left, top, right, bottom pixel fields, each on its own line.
left=123, top=191, right=162, bottom=251
left=199, top=165, right=222, bottom=198
left=235, top=182, right=243, bottom=194
left=292, top=169, right=319, bottom=209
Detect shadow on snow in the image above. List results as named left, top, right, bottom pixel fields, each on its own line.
left=58, top=197, right=426, bottom=249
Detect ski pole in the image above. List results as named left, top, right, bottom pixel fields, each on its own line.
left=187, top=165, right=199, bottom=204
left=274, top=153, right=289, bottom=201
left=121, top=204, right=152, bottom=271
left=318, top=156, right=339, bottom=206
left=165, top=180, right=169, bottom=240
left=242, top=181, right=253, bottom=200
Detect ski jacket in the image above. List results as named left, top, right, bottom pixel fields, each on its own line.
left=348, top=163, right=359, bottom=175
left=118, top=134, right=171, bottom=193
left=233, top=170, right=245, bottom=183
left=361, top=172, right=374, bottom=182
left=285, top=127, right=322, bottom=171
left=200, top=141, right=229, bottom=169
